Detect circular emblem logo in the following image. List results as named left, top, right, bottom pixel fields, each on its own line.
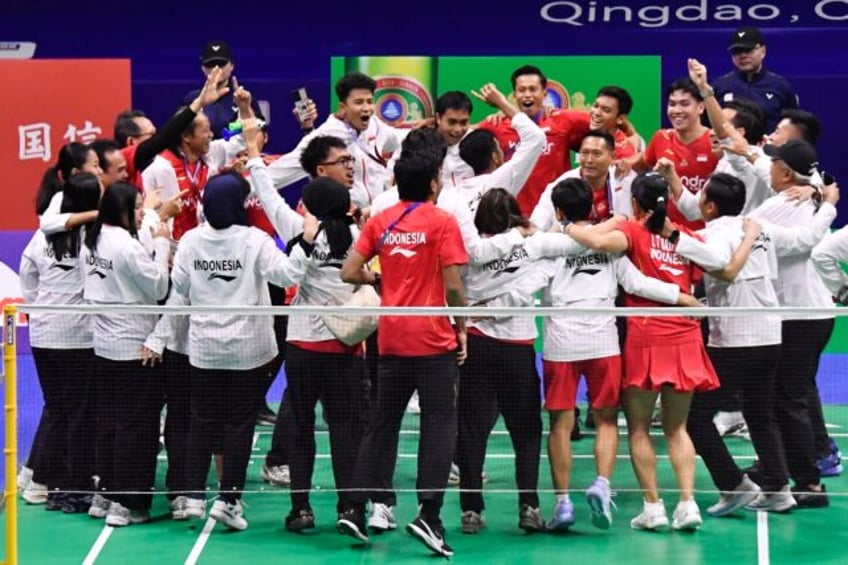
left=544, top=79, right=570, bottom=109
left=374, top=75, right=433, bottom=126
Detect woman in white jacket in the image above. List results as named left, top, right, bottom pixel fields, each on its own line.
left=19, top=172, right=101, bottom=513
left=171, top=154, right=316, bottom=532
left=81, top=181, right=171, bottom=526
left=282, top=177, right=366, bottom=533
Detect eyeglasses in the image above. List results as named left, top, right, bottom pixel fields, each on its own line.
left=321, top=156, right=355, bottom=167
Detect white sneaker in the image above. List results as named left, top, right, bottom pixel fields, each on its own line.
left=260, top=464, right=291, bottom=487
left=672, top=500, right=703, bottom=531
left=745, top=485, right=797, bottom=513
left=708, top=475, right=761, bottom=517
left=209, top=498, right=247, bottom=531
left=88, top=493, right=111, bottom=518
left=368, top=502, right=397, bottom=532
left=16, top=466, right=33, bottom=491
left=714, top=411, right=746, bottom=437
left=105, top=501, right=150, bottom=527
left=22, top=480, right=48, bottom=504
left=448, top=462, right=460, bottom=486
left=171, top=496, right=206, bottom=520
left=406, top=391, right=421, bottom=414
left=630, top=501, right=669, bottom=531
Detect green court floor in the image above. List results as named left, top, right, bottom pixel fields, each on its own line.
left=3, top=405, right=847, bottom=564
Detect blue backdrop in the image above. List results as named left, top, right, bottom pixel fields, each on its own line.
left=2, top=0, right=847, bottom=222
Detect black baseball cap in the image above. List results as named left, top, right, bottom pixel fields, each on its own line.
left=764, top=139, right=819, bottom=177
left=728, top=26, right=765, bottom=51
left=201, top=41, right=233, bottom=66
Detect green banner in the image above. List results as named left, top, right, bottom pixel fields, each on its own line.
left=332, top=55, right=662, bottom=145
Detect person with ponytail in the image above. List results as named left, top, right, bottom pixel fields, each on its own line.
left=37, top=143, right=103, bottom=233
left=20, top=173, right=102, bottom=513
left=567, top=169, right=718, bottom=532
left=81, top=182, right=172, bottom=526
left=171, top=134, right=317, bottom=532
left=280, top=176, right=366, bottom=533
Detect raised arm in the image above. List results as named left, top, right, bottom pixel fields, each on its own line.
left=812, top=224, right=848, bottom=298
left=566, top=223, right=629, bottom=253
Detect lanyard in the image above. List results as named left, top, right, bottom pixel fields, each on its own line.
left=183, top=157, right=204, bottom=190
left=376, top=202, right=422, bottom=251
left=589, top=174, right=614, bottom=224
left=342, top=118, right=388, bottom=168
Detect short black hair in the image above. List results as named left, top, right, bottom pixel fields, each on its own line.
left=780, top=109, right=821, bottom=144
left=725, top=98, right=765, bottom=142
left=666, top=77, right=702, bottom=102
left=551, top=178, right=593, bottom=223
left=89, top=139, right=122, bottom=171
left=510, top=65, right=547, bottom=89
left=300, top=135, right=348, bottom=177
left=335, top=72, right=377, bottom=102
left=113, top=109, right=147, bottom=148
left=436, top=91, right=473, bottom=116
left=459, top=129, right=498, bottom=175
left=728, top=107, right=762, bottom=145
left=400, top=128, right=447, bottom=163
left=395, top=152, right=440, bottom=202
left=581, top=129, right=616, bottom=153
left=703, top=172, right=746, bottom=217
left=596, top=85, right=633, bottom=116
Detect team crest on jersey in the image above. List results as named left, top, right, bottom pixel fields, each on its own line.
left=544, top=80, right=570, bottom=109
left=374, top=75, right=434, bottom=127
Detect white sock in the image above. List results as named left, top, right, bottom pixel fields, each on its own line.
left=596, top=476, right=610, bottom=486
left=556, top=494, right=571, bottom=504
left=644, top=499, right=664, bottom=512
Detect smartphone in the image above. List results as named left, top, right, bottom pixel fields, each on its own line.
left=291, top=87, right=310, bottom=122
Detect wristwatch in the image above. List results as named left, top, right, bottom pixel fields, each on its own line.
left=667, top=229, right=680, bottom=244
left=699, top=85, right=715, bottom=99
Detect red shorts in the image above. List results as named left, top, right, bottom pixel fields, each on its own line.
left=543, top=356, right=622, bottom=411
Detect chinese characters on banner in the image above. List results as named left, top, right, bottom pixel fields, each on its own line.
left=0, top=59, right=131, bottom=231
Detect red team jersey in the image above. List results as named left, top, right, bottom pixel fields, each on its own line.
left=479, top=110, right=591, bottom=216
left=355, top=201, right=468, bottom=357
left=644, top=128, right=718, bottom=230
left=613, top=129, right=637, bottom=160
left=617, top=220, right=702, bottom=343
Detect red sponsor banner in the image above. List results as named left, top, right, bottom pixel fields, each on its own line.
left=0, top=59, right=131, bottom=230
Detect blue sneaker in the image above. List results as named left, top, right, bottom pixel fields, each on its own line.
left=817, top=451, right=843, bottom=477
left=828, top=437, right=842, bottom=458
left=546, top=499, right=575, bottom=532
left=586, top=479, right=614, bottom=529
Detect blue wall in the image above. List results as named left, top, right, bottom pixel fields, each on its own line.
left=2, top=0, right=847, bottom=222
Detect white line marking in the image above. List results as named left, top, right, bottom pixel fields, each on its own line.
left=757, top=511, right=770, bottom=565
left=157, top=453, right=758, bottom=462
left=82, top=525, right=114, bottom=565
left=185, top=518, right=216, bottom=565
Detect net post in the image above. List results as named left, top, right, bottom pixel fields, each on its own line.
left=2, top=305, right=18, bottom=565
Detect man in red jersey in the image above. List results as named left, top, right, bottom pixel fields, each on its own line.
left=339, top=150, right=467, bottom=557
left=477, top=65, right=591, bottom=216
left=637, top=78, right=720, bottom=230
left=589, top=85, right=640, bottom=161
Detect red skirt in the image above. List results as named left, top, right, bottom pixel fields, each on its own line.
left=623, top=338, right=719, bottom=393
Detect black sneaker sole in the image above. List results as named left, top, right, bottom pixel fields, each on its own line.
left=406, top=521, right=454, bottom=557
left=337, top=518, right=370, bottom=543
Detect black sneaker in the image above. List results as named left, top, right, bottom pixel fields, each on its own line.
left=791, top=484, right=830, bottom=508
left=256, top=404, right=277, bottom=426
left=62, top=494, right=93, bottom=514
left=337, top=508, right=369, bottom=543
left=45, top=492, right=66, bottom=511
left=406, top=515, right=454, bottom=557
left=285, top=508, right=316, bottom=532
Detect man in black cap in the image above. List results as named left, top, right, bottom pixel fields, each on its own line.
left=183, top=40, right=265, bottom=141
left=712, top=26, right=799, bottom=133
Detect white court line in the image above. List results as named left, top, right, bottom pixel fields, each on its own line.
left=82, top=525, right=114, bottom=565
left=757, top=511, right=770, bottom=565
left=157, top=453, right=758, bottom=461
left=253, top=429, right=847, bottom=438
left=185, top=518, right=216, bottom=565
